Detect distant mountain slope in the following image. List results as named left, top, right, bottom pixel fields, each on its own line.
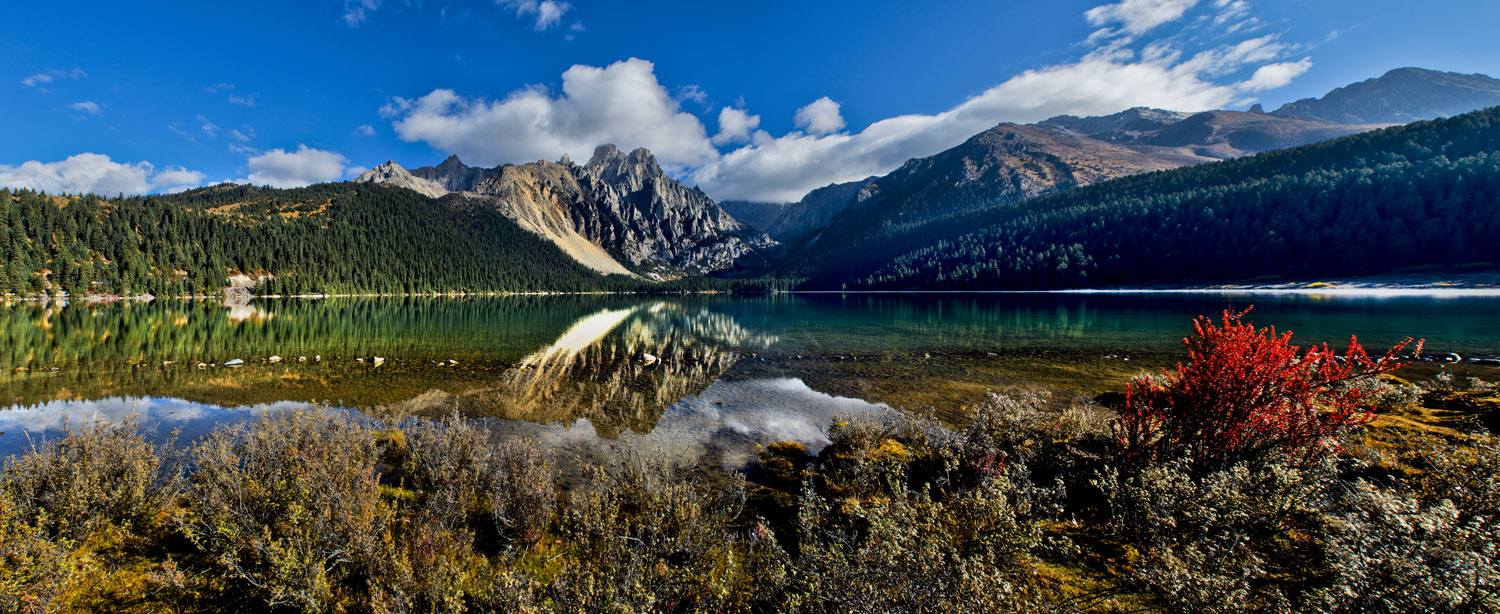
left=1274, top=67, right=1500, bottom=124
left=779, top=123, right=1194, bottom=277
left=837, top=107, right=1500, bottom=290
left=717, top=200, right=788, bottom=234
left=763, top=177, right=876, bottom=242
left=359, top=148, right=775, bottom=277
left=1039, top=107, right=1190, bottom=143
left=465, top=162, right=635, bottom=276
left=770, top=67, right=1494, bottom=268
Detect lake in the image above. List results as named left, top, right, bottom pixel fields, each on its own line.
left=3, top=291, right=1498, bottom=465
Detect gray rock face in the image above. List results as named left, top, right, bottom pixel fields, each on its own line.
left=573, top=145, right=774, bottom=274
left=1273, top=67, right=1500, bottom=124
left=353, top=161, right=448, bottom=199
left=360, top=147, right=774, bottom=276
left=410, top=155, right=494, bottom=192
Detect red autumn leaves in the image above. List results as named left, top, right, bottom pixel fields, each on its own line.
left=1114, top=308, right=1420, bottom=470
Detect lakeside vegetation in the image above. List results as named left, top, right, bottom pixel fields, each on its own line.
left=3, top=311, right=1496, bottom=612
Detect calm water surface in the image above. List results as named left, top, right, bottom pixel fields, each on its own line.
left=3, top=292, right=1497, bottom=463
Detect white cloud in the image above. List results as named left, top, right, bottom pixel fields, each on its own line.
left=675, top=84, right=709, bottom=106
left=20, top=67, right=87, bottom=90
left=0, top=153, right=204, bottom=196
left=153, top=167, right=210, bottom=194
left=389, top=58, right=718, bottom=172
left=1241, top=58, right=1313, bottom=91
left=68, top=101, right=102, bottom=115
left=230, top=126, right=255, bottom=142
left=1211, top=0, right=1252, bottom=26
left=244, top=145, right=351, bottom=189
left=205, top=82, right=257, bottom=107
left=691, top=31, right=1308, bottom=202
left=1174, top=35, right=1290, bottom=76
left=793, top=97, right=846, bottom=135
left=499, top=0, right=572, bottom=30
left=711, top=107, right=763, bottom=146
left=1085, top=0, right=1199, bottom=36
left=196, top=114, right=220, bottom=138
left=344, top=0, right=381, bottom=26
left=354, top=124, right=377, bottom=136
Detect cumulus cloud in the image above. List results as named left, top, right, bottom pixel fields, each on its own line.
left=244, top=145, right=351, bottom=188
left=20, top=67, right=87, bottom=91
left=499, top=0, right=571, bottom=30
left=354, top=124, right=377, bottom=136
left=153, top=167, right=210, bottom=194
left=1086, top=0, right=1199, bottom=36
left=389, top=58, right=717, bottom=172
left=711, top=107, right=763, bottom=146
left=0, top=153, right=204, bottom=196
left=68, top=101, right=102, bottom=115
left=794, top=97, right=846, bottom=135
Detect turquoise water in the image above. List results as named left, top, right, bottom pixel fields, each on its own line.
left=2, top=292, right=1497, bottom=462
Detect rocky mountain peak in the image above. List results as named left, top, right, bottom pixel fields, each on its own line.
left=588, top=144, right=622, bottom=165
left=583, top=144, right=666, bottom=194
left=362, top=144, right=774, bottom=277
left=352, top=161, right=448, bottom=199
left=1272, top=67, right=1500, bottom=124
left=411, top=154, right=492, bottom=192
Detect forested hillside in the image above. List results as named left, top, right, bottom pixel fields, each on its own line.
left=815, top=106, right=1500, bottom=289
left=0, top=182, right=635, bottom=297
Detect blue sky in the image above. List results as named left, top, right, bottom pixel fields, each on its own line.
left=3, top=0, right=1498, bottom=202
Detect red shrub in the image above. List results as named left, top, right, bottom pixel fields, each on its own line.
left=1114, top=308, right=1419, bottom=470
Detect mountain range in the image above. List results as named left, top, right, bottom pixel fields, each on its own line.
left=335, top=67, right=1500, bottom=288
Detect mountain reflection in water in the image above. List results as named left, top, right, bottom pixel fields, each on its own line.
left=5, top=292, right=1500, bottom=463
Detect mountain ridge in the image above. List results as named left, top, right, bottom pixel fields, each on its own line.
left=1273, top=67, right=1500, bottom=124
left=358, top=146, right=775, bottom=278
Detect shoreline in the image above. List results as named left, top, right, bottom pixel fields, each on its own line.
left=7, top=272, right=1500, bottom=303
